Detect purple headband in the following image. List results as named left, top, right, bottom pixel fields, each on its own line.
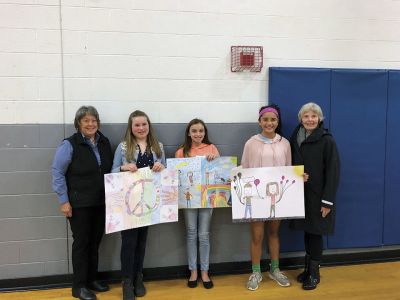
left=259, top=107, right=279, bottom=118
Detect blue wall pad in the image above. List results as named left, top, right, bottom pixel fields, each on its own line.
left=383, top=70, right=400, bottom=245
left=269, top=67, right=331, bottom=138
left=269, top=67, right=331, bottom=252
left=279, top=221, right=304, bottom=252
left=328, top=69, right=387, bottom=248
left=269, top=67, right=397, bottom=250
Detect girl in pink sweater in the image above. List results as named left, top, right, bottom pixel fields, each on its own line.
left=242, top=104, right=292, bottom=291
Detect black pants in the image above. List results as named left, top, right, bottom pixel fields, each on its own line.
left=120, top=227, right=149, bottom=279
left=68, top=205, right=105, bottom=288
left=304, top=232, right=323, bottom=261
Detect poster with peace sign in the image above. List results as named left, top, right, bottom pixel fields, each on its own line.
left=104, top=167, right=179, bottom=233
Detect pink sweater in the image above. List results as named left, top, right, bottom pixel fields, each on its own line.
left=241, top=134, right=291, bottom=168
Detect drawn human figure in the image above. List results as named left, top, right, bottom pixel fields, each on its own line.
left=184, top=188, right=193, bottom=208
left=205, top=166, right=210, bottom=185
left=266, top=182, right=279, bottom=218
left=243, top=182, right=253, bottom=219
left=178, top=170, right=183, bottom=186
left=187, top=171, right=194, bottom=186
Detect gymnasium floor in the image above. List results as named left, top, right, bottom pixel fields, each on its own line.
left=1, top=261, right=399, bottom=300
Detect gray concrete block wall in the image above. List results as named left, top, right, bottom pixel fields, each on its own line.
left=0, top=124, right=69, bottom=280
left=0, top=122, right=261, bottom=280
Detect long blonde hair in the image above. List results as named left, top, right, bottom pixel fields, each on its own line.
left=123, top=110, right=162, bottom=162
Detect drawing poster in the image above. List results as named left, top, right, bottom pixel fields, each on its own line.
left=104, top=167, right=179, bottom=234
left=167, top=156, right=237, bottom=208
left=231, top=165, right=305, bottom=222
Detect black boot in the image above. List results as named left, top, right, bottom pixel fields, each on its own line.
left=297, top=254, right=310, bottom=283
left=72, top=287, right=96, bottom=300
left=134, top=273, right=146, bottom=297
left=122, top=278, right=135, bottom=300
left=302, top=260, right=320, bottom=290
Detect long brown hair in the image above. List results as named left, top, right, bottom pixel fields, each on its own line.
left=123, top=110, right=162, bottom=161
left=179, top=118, right=212, bottom=157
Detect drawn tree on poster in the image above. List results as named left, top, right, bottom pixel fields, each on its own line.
left=275, top=175, right=296, bottom=204
left=232, top=172, right=243, bottom=201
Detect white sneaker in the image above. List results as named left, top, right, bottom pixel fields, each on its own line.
left=268, top=268, right=291, bottom=287
left=246, top=272, right=263, bottom=291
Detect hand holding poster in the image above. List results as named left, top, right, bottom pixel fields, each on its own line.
left=231, top=165, right=305, bottom=222
left=104, top=167, right=178, bottom=233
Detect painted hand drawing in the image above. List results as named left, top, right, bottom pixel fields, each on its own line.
left=104, top=167, right=179, bottom=233
left=231, top=165, right=305, bottom=222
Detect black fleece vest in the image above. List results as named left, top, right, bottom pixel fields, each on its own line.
left=65, top=132, right=113, bottom=208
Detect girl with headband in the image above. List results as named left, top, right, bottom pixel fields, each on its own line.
left=241, top=104, right=292, bottom=291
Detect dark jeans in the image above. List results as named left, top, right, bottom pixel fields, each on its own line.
left=304, top=232, right=323, bottom=261
left=68, top=205, right=105, bottom=288
left=120, top=226, right=149, bottom=279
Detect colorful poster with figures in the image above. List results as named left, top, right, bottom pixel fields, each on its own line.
left=167, top=156, right=237, bottom=208
left=231, top=165, right=305, bottom=222
left=167, top=157, right=203, bottom=208
left=104, top=167, right=179, bottom=234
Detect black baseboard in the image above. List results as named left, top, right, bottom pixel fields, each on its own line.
left=1, top=248, right=400, bottom=292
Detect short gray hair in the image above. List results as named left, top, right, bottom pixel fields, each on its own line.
left=74, top=105, right=101, bottom=130
left=298, top=102, right=324, bottom=122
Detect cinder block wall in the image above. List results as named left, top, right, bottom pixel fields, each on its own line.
left=1, top=0, right=400, bottom=280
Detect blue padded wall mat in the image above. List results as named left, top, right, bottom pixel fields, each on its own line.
left=269, top=67, right=396, bottom=250
left=269, top=67, right=331, bottom=138
left=326, top=69, right=387, bottom=248
left=269, top=67, right=331, bottom=252
left=383, top=70, right=400, bottom=245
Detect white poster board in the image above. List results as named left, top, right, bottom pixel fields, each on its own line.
left=231, top=165, right=305, bottom=222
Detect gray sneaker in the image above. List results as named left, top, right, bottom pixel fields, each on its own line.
left=268, top=268, right=291, bottom=287
left=246, top=272, right=263, bottom=291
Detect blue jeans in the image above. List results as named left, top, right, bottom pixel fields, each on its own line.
left=244, top=204, right=252, bottom=218
left=183, top=208, right=213, bottom=271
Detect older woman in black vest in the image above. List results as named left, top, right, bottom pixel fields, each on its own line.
left=52, top=106, right=113, bottom=300
left=290, top=102, right=340, bottom=290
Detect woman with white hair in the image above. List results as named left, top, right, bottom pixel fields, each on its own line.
left=290, top=102, right=340, bottom=290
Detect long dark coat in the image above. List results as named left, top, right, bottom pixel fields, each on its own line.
left=290, top=124, right=340, bottom=235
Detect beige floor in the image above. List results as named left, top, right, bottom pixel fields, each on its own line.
left=1, top=261, right=399, bottom=300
